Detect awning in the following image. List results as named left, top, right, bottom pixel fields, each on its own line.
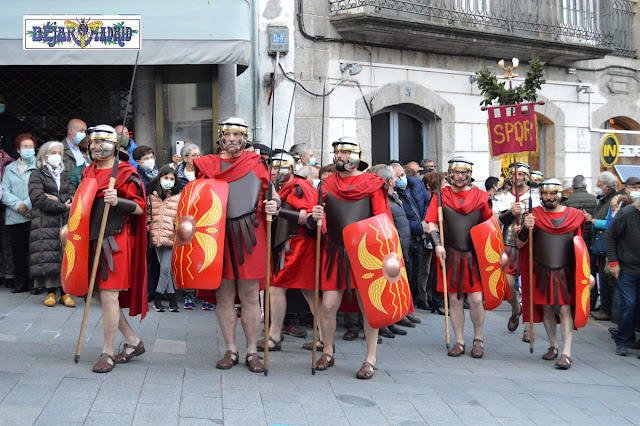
left=0, top=0, right=251, bottom=67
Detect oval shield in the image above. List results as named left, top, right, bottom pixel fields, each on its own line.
left=61, top=178, right=98, bottom=296
left=574, top=235, right=591, bottom=328
left=172, top=179, right=228, bottom=290
left=343, top=213, right=412, bottom=329
left=470, top=216, right=507, bottom=310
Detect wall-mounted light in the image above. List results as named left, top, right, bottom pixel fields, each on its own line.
left=340, top=63, right=363, bottom=76
left=469, top=75, right=479, bottom=84
left=577, top=85, right=594, bottom=94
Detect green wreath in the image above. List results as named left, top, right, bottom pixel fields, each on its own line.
left=476, top=56, right=545, bottom=106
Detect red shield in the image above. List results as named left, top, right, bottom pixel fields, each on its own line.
left=61, top=178, right=98, bottom=296
left=343, top=213, right=412, bottom=329
left=574, top=236, right=591, bottom=328
left=470, top=216, right=507, bottom=310
left=172, top=179, right=228, bottom=290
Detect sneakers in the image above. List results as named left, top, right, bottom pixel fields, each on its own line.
left=168, top=293, right=179, bottom=312
left=154, top=295, right=165, bottom=313
left=202, top=301, right=213, bottom=311
left=44, top=293, right=56, bottom=307
left=282, top=320, right=307, bottom=338
left=184, top=295, right=195, bottom=310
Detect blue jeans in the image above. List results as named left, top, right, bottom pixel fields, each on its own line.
left=615, top=269, right=640, bottom=347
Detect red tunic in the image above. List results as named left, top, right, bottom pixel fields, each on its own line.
left=320, top=173, right=389, bottom=293
left=193, top=151, right=270, bottom=280
left=520, top=207, right=585, bottom=323
left=425, top=187, right=492, bottom=294
left=272, top=176, right=317, bottom=290
left=83, top=162, right=148, bottom=318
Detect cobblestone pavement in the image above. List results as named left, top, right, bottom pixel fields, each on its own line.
left=1, top=288, right=639, bottom=425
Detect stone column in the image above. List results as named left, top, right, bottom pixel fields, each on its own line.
left=218, top=64, right=237, bottom=120
left=133, top=66, right=156, bottom=152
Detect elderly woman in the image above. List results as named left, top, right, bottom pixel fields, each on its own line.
left=175, top=143, right=200, bottom=188
left=2, top=134, right=37, bottom=293
left=28, top=140, right=76, bottom=306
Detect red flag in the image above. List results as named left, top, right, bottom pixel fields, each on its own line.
left=486, top=103, right=538, bottom=157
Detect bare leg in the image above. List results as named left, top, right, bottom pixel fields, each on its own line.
left=467, top=291, right=485, bottom=340
left=356, top=291, right=378, bottom=365
left=215, top=279, right=239, bottom=354
left=448, top=294, right=465, bottom=345
left=237, top=279, right=260, bottom=354
left=268, top=286, right=287, bottom=342
left=542, top=305, right=558, bottom=349
left=99, top=290, right=121, bottom=357
left=506, top=274, right=521, bottom=314
left=301, top=289, right=322, bottom=341
left=319, top=290, right=344, bottom=357
left=558, top=305, right=574, bottom=357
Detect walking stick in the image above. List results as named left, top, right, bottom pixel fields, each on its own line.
left=527, top=103, right=535, bottom=354
left=312, top=82, right=327, bottom=375
left=75, top=51, right=140, bottom=363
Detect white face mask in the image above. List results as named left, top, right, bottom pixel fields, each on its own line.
left=47, top=153, right=62, bottom=168
left=141, top=159, right=155, bottom=171
left=594, top=187, right=603, bottom=197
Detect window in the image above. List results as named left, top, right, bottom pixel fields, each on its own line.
left=371, top=106, right=429, bottom=165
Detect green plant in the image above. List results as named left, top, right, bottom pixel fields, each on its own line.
left=476, top=56, right=546, bottom=106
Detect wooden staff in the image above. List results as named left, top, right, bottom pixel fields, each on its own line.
left=438, top=198, right=450, bottom=350
left=75, top=52, right=139, bottom=363
left=527, top=103, right=536, bottom=354
left=312, top=82, right=327, bottom=375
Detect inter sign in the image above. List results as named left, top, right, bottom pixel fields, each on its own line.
left=600, top=134, right=619, bottom=167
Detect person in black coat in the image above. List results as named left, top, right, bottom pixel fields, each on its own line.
left=0, top=91, right=27, bottom=159
left=28, top=141, right=76, bottom=307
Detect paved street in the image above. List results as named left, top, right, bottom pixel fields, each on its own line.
left=1, top=287, right=639, bottom=426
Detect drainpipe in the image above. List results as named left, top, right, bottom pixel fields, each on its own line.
left=252, top=0, right=262, bottom=142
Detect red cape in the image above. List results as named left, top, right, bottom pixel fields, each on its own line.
left=279, top=176, right=316, bottom=209
left=520, top=206, right=585, bottom=324
left=84, top=161, right=148, bottom=319
left=193, top=151, right=263, bottom=182
left=440, top=186, right=489, bottom=214
left=323, top=171, right=387, bottom=202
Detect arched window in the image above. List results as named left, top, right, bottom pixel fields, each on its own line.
left=371, top=105, right=430, bottom=165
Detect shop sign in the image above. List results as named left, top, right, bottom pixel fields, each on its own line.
left=24, top=15, right=141, bottom=50
left=600, top=133, right=619, bottom=167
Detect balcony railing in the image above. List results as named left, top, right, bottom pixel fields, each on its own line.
left=329, top=0, right=635, bottom=57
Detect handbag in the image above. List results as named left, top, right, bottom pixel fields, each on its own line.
left=591, top=231, right=607, bottom=256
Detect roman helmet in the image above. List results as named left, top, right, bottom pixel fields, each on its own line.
left=530, top=170, right=544, bottom=187
left=332, top=136, right=367, bottom=171
left=447, top=156, right=474, bottom=186
left=272, top=152, right=296, bottom=177
left=507, top=161, right=531, bottom=185
left=88, top=124, right=118, bottom=160
left=218, top=117, right=249, bottom=151
left=538, top=178, right=563, bottom=208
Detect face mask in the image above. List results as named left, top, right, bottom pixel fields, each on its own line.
left=312, top=179, right=320, bottom=190
left=594, top=187, right=603, bottom=197
left=396, top=176, right=408, bottom=189
left=160, top=179, right=175, bottom=190
left=0, top=103, right=5, bottom=114
left=73, top=132, right=85, bottom=145
left=21, top=148, right=35, bottom=161
left=630, top=191, right=640, bottom=200
left=47, top=153, right=62, bottom=168
left=118, top=134, right=130, bottom=147
left=308, top=157, right=316, bottom=166
left=141, top=159, right=155, bottom=171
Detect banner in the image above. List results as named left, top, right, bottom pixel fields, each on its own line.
left=24, top=15, right=141, bottom=50
left=486, top=103, right=538, bottom=158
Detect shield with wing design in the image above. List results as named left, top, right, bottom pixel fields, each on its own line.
left=61, top=178, right=98, bottom=296
left=573, top=235, right=591, bottom=328
left=172, top=179, right=228, bottom=290
left=343, top=213, right=412, bottom=329
left=470, top=216, right=507, bottom=310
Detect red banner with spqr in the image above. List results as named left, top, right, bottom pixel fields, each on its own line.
left=486, top=103, right=538, bottom=157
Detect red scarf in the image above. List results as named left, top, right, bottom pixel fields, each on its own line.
left=323, top=172, right=386, bottom=202
left=439, top=186, right=489, bottom=214
left=531, top=206, right=585, bottom=234
left=83, top=161, right=148, bottom=319
left=279, top=176, right=316, bottom=207
left=193, top=151, right=263, bottom=182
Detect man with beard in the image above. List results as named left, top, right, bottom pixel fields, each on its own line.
left=310, top=137, right=389, bottom=379
left=493, top=162, right=541, bottom=339
left=425, top=157, right=493, bottom=358
left=192, top=117, right=279, bottom=373
left=83, top=125, right=148, bottom=373
left=257, top=152, right=317, bottom=352
left=517, top=179, right=586, bottom=369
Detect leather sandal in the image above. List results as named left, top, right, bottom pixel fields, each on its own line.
left=302, top=339, right=330, bottom=351
left=471, top=339, right=484, bottom=358
left=245, top=353, right=265, bottom=373
left=114, top=340, right=145, bottom=364
left=522, top=329, right=531, bottom=343
left=448, top=342, right=465, bottom=357
left=315, top=353, right=335, bottom=371
left=356, top=362, right=377, bottom=380
left=507, top=307, right=522, bottom=332
left=93, top=353, right=115, bottom=373
left=542, top=346, right=559, bottom=361
left=216, top=350, right=239, bottom=369
left=257, top=337, right=282, bottom=352
left=555, top=354, right=572, bottom=370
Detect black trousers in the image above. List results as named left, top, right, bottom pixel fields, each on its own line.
left=8, top=222, right=30, bottom=291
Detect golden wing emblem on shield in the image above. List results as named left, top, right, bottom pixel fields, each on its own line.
left=68, top=193, right=81, bottom=232
left=197, top=189, right=222, bottom=227
left=485, top=236, right=500, bottom=264
left=358, top=234, right=382, bottom=270
left=368, top=277, right=388, bottom=314
left=64, top=241, right=76, bottom=279
left=194, top=233, right=218, bottom=273
left=581, top=249, right=590, bottom=315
